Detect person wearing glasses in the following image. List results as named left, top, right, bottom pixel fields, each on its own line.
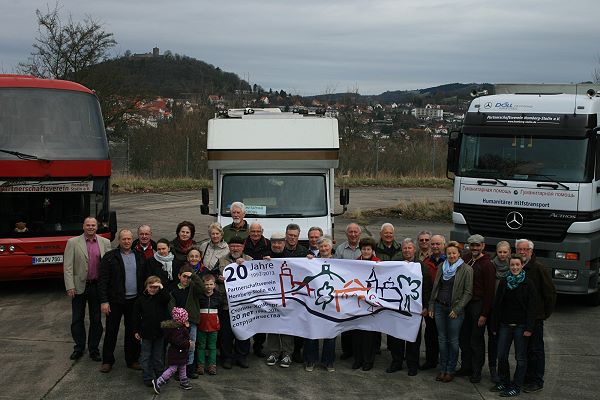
left=417, top=231, right=432, bottom=261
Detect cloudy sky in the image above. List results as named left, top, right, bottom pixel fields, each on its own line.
left=2, top=0, right=599, bottom=95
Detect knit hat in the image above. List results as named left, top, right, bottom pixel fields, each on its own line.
left=171, top=307, right=189, bottom=325
left=228, top=236, right=245, bottom=245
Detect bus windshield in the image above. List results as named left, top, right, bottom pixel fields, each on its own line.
left=458, top=134, right=590, bottom=182
left=221, top=174, right=328, bottom=217
left=0, top=88, right=108, bottom=160
left=0, top=179, right=110, bottom=238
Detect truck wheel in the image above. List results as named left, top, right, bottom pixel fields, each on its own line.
left=586, top=291, right=600, bottom=307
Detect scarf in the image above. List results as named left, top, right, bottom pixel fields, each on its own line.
left=175, top=238, right=193, bottom=255
left=154, top=252, right=175, bottom=280
left=442, top=258, right=464, bottom=280
left=506, top=270, right=526, bottom=290
left=190, top=262, right=204, bottom=275
left=492, top=256, right=510, bottom=280
left=135, top=242, right=154, bottom=259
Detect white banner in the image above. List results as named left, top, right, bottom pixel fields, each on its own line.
left=224, top=258, right=424, bottom=341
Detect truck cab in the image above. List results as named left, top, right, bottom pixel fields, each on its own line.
left=201, top=108, right=348, bottom=242
left=447, top=84, right=600, bottom=305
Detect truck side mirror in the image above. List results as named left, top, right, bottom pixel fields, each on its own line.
left=201, top=188, right=210, bottom=205
left=339, top=188, right=349, bottom=206
left=200, top=204, right=210, bottom=215
left=446, top=130, right=460, bottom=177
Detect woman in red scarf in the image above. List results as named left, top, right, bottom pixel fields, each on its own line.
left=171, top=221, right=197, bottom=280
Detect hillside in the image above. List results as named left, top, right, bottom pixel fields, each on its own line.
left=78, top=53, right=251, bottom=98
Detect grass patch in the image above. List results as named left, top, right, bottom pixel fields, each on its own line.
left=349, top=199, right=453, bottom=223
left=111, top=173, right=452, bottom=193
left=337, top=174, right=451, bottom=189
left=111, top=176, right=212, bottom=193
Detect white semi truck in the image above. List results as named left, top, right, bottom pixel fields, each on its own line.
left=200, top=108, right=348, bottom=242
left=447, top=84, right=600, bottom=305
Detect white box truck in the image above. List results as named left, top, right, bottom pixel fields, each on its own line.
left=447, top=84, right=600, bottom=305
left=200, top=108, right=348, bottom=241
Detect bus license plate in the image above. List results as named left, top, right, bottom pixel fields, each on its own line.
left=32, top=255, right=64, bottom=265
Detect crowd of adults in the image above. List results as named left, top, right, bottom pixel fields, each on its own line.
left=63, top=201, right=556, bottom=397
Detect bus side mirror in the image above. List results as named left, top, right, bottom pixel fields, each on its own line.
left=109, top=211, right=117, bottom=241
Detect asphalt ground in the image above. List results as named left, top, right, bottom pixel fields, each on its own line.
left=1, top=188, right=599, bottom=399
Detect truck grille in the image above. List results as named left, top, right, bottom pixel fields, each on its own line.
left=455, top=203, right=577, bottom=242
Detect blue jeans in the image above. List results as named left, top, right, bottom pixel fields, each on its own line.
left=303, top=338, right=336, bottom=365
left=525, top=320, right=545, bottom=386
left=435, top=302, right=464, bottom=374
left=140, top=337, right=165, bottom=382
left=188, top=324, right=197, bottom=365
left=497, top=323, right=529, bottom=388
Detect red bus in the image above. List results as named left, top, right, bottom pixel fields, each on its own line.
left=0, top=74, right=117, bottom=281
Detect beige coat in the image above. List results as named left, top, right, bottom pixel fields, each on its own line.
left=63, top=234, right=112, bottom=294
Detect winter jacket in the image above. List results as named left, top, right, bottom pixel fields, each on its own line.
left=98, top=248, right=146, bottom=304
left=169, top=273, right=205, bottom=324
left=198, top=291, right=222, bottom=332
left=162, top=320, right=190, bottom=365
left=244, top=236, right=271, bottom=260
left=429, top=262, right=473, bottom=316
left=223, top=220, right=249, bottom=243
left=376, top=240, right=403, bottom=261
left=462, top=252, right=496, bottom=318
left=492, top=276, right=538, bottom=333
left=145, top=257, right=176, bottom=290
left=524, top=256, right=556, bottom=320
left=133, top=288, right=171, bottom=339
left=170, top=238, right=198, bottom=280
left=283, top=244, right=309, bottom=258
left=198, top=240, right=230, bottom=270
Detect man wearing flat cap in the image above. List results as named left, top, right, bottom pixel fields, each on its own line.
left=455, top=234, right=496, bottom=383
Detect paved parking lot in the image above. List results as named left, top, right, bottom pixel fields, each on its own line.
left=1, top=188, right=599, bottom=399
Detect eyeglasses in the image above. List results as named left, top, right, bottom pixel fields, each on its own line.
left=419, top=238, right=430, bottom=242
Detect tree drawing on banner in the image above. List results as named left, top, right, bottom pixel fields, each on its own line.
left=315, top=281, right=335, bottom=310
left=397, top=275, right=421, bottom=313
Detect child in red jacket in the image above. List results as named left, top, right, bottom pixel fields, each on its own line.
left=196, top=274, right=222, bottom=375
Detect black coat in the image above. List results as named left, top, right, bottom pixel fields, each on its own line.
left=133, top=288, right=171, bottom=339
left=145, top=257, right=176, bottom=291
left=491, top=276, right=538, bottom=333
left=98, top=248, right=146, bottom=304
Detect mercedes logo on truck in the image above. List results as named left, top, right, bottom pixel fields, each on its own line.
left=506, top=211, right=524, bottom=230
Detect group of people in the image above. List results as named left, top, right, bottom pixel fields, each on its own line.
left=62, top=201, right=556, bottom=397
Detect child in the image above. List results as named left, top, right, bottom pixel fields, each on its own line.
left=133, top=276, right=171, bottom=387
left=490, top=254, right=537, bottom=397
left=169, top=264, right=204, bottom=379
left=352, top=237, right=381, bottom=371
left=196, top=274, right=222, bottom=375
left=152, top=307, right=192, bottom=394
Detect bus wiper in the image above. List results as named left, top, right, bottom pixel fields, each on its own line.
left=476, top=178, right=507, bottom=186
left=263, top=213, right=306, bottom=218
left=0, top=149, right=49, bottom=162
left=527, top=174, right=570, bottom=190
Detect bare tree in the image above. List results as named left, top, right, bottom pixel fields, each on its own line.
left=594, top=55, right=600, bottom=84
left=19, top=3, right=116, bottom=80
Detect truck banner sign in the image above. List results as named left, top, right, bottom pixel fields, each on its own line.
left=225, top=258, right=423, bottom=341
left=459, top=182, right=577, bottom=211
left=0, top=180, right=94, bottom=193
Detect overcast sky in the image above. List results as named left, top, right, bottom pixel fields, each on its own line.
left=2, top=0, right=599, bottom=95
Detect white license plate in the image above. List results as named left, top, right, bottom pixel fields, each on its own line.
left=32, top=255, right=64, bottom=265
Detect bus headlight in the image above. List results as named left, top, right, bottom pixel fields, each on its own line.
left=0, top=245, right=5, bottom=252
left=554, top=269, right=578, bottom=280
left=9, top=245, right=15, bottom=252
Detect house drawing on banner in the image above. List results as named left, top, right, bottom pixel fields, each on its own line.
left=278, top=261, right=345, bottom=307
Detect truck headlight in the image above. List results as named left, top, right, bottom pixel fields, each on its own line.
left=553, top=269, right=578, bottom=280
left=0, top=245, right=4, bottom=252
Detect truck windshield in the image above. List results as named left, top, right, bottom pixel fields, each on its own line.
left=221, top=174, right=328, bottom=217
left=0, top=179, right=110, bottom=238
left=458, top=134, right=590, bottom=182
left=0, top=88, right=108, bottom=160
